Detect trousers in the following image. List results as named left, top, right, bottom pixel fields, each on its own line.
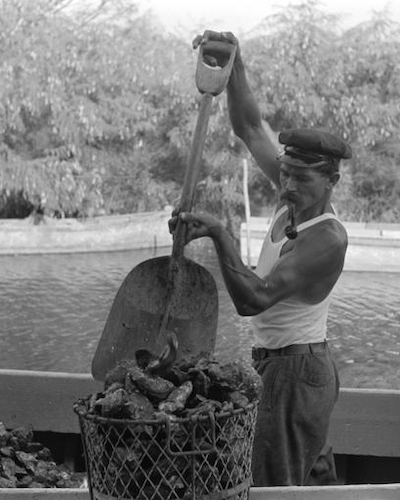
left=251, top=343, right=339, bottom=486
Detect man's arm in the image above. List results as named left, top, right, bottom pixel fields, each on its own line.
left=227, top=52, right=281, bottom=189
left=176, top=212, right=347, bottom=316
left=193, top=30, right=281, bottom=188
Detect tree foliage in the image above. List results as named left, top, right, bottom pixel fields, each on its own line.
left=241, top=1, right=400, bottom=221
left=0, top=0, right=197, bottom=217
left=0, top=0, right=400, bottom=228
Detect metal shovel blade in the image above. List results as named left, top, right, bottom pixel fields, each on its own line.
left=91, top=255, right=218, bottom=381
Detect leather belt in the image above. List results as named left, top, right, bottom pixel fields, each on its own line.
left=252, top=341, right=327, bottom=361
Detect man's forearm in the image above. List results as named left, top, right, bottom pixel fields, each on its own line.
left=227, top=58, right=263, bottom=143
left=210, top=226, right=266, bottom=316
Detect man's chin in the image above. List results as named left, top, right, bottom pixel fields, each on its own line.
left=281, top=198, right=297, bottom=209
left=280, top=192, right=296, bottom=203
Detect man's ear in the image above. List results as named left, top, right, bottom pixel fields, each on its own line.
left=329, top=172, right=340, bottom=188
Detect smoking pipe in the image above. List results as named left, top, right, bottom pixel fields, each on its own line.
left=284, top=202, right=298, bottom=240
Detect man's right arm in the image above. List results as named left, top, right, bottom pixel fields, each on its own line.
left=227, top=49, right=281, bottom=189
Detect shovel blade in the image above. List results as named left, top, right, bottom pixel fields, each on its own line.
left=91, top=256, right=218, bottom=381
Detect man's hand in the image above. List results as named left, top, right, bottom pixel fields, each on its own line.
left=168, top=210, right=223, bottom=244
left=192, top=30, right=238, bottom=49
left=192, top=30, right=240, bottom=67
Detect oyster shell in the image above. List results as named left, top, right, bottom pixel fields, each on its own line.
left=158, top=381, right=193, bottom=414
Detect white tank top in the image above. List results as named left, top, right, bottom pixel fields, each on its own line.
left=251, top=206, right=340, bottom=349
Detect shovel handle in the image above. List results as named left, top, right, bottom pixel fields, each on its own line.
left=172, top=43, right=236, bottom=257
left=157, top=42, right=235, bottom=340
left=196, top=41, right=237, bottom=96
left=168, top=91, right=212, bottom=265
left=170, top=92, right=213, bottom=260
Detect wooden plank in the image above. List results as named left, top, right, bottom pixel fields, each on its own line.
left=1, top=484, right=400, bottom=500
left=0, top=370, right=102, bottom=434
left=1, top=370, right=400, bottom=457
left=0, top=490, right=88, bottom=500
left=330, top=388, right=400, bottom=457
left=250, top=484, right=400, bottom=499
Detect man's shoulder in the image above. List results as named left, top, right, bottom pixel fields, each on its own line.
left=318, top=217, right=348, bottom=247
left=296, top=217, right=347, bottom=262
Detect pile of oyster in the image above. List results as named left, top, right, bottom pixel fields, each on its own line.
left=0, top=423, right=85, bottom=488
left=76, top=352, right=261, bottom=499
left=84, top=352, right=262, bottom=420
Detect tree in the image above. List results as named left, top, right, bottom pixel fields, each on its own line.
left=0, top=0, right=197, bottom=217
left=236, top=1, right=400, bottom=221
left=1, top=0, right=400, bottom=226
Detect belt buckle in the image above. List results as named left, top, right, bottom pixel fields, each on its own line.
left=252, top=347, right=266, bottom=361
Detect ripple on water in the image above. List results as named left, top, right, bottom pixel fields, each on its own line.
left=0, top=247, right=399, bottom=388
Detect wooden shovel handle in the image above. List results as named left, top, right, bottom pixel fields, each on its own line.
left=172, top=42, right=236, bottom=257
left=171, top=94, right=212, bottom=259
left=159, top=94, right=212, bottom=340
left=196, top=41, right=237, bottom=96
left=157, top=43, right=235, bottom=340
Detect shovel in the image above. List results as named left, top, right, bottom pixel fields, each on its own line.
left=91, top=41, right=237, bottom=381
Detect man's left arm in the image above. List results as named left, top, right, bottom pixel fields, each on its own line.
left=215, top=220, right=347, bottom=315
left=174, top=213, right=346, bottom=316
left=264, top=222, right=348, bottom=305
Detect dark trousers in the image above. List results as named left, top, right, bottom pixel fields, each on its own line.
left=251, top=344, right=339, bottom=486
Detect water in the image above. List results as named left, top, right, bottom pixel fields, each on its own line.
left=0, top=242, right=399, bottom=389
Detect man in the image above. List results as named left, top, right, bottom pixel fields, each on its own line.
left=171, top=31, right=352, bottom=486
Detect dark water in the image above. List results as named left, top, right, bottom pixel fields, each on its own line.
left=0, top=242, right=399, bottom=389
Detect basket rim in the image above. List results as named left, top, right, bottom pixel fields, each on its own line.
left=73, top=398, right=258, bottom=425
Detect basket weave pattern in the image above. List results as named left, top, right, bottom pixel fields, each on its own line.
left=75, top=402, right=257, bottom=500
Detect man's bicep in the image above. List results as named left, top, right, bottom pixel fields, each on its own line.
left=291, top=237, right=345, bottom=283
left=259, top=229, right=346, bottom=306
left=265, top=245, right=335, bottom=298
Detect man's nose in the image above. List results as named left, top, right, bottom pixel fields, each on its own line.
left=284, top=176, right=297, bottom=191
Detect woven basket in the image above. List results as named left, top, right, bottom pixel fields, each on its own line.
left=74, top=400, right=257, bottom=500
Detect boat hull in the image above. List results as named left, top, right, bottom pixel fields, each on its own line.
left=1, top=483, right=400, bottom=499
left=0, top=368, right=399, bottom=499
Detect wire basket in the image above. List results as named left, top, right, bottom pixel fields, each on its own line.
left=74, top=400, right=258, bottom=500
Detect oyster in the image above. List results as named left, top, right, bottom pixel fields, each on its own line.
left=126, top=392, right=154, bottom=420
left=158, top=381, right=193, bottom=414
left=133, top=372, right=175, bottom=402
left=95, top=388, right=129, bottom=418
left=146, top=332, right=178, bottom=377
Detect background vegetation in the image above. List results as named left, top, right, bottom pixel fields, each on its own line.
left=1, top=0, right=400, bottom=241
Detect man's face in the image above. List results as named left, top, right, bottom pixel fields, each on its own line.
left=279, top=163, right=334, bottom=211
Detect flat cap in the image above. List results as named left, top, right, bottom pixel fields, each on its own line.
left=277, top=128, right=352, bottom=168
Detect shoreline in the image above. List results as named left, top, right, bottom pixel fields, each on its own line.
left=1, top=211, right=400, bottom=273
left=240, top=217, right=400, bottom=272
left=0, top=209, right=172, bottom=255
